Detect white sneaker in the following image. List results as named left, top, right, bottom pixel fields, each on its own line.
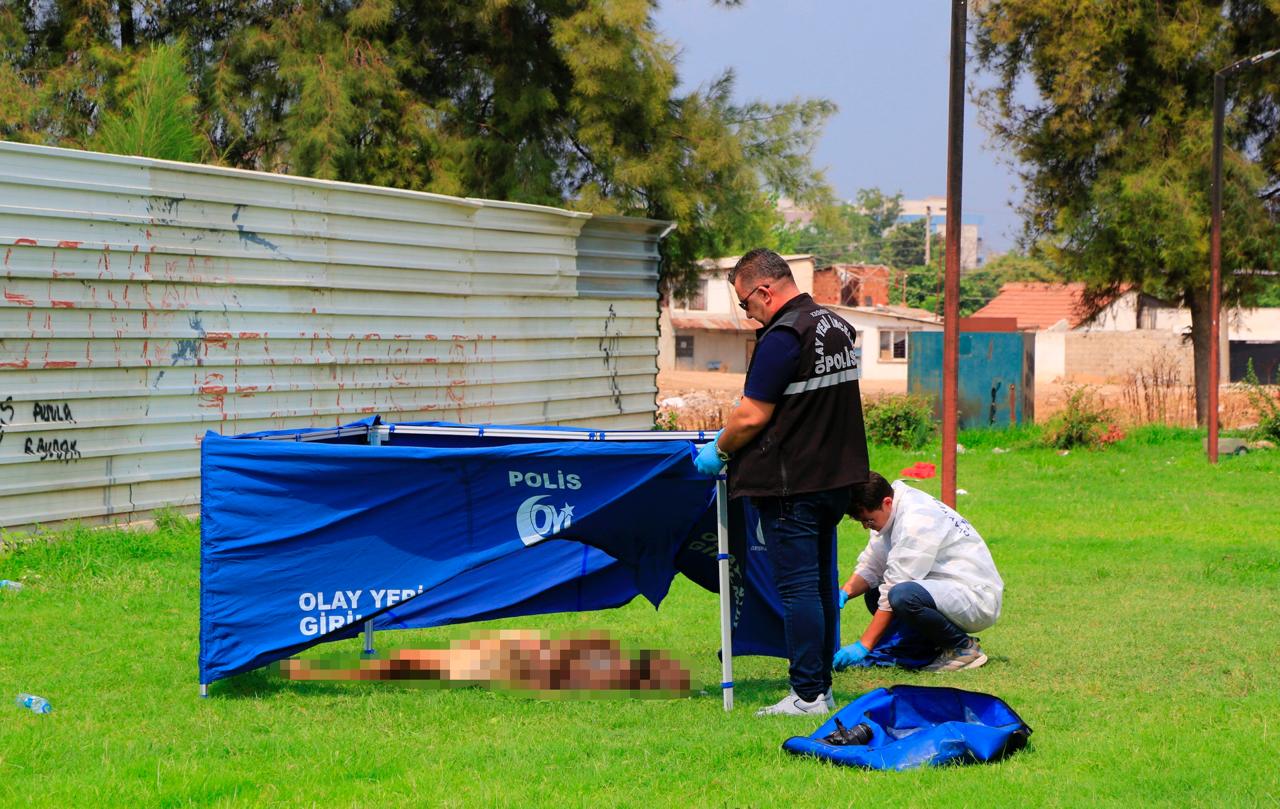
left=822, top=688, right=836, bottom=710
left=923, top=637, right=988, bottom=672
left=755, top=690, right=832, bottom=717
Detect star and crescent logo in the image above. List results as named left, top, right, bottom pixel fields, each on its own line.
left=516, top=495, right=576, bottom=547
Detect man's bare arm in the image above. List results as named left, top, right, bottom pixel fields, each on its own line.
left=718, top=396, right=775, bottom=455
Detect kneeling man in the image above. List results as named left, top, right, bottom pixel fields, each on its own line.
left=834, top=471, right=1003, bottom=672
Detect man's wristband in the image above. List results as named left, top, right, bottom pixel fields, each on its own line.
left=715, top=444, right=731, bottom=463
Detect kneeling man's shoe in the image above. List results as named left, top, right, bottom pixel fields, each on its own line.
left=756, top=690, right=832, bottom=717
left=923, top=637, right=988, bottom=672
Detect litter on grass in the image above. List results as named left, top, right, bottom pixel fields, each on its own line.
left=900, top=462, right=936, bottom=479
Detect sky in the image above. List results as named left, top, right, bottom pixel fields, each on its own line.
left=652, top=2, right=1027, bottom=256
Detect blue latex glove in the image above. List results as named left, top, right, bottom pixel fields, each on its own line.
left=693, top=430, right=726, bottom=476
left=837, top=589, right=850, bottom=609
left=833, top=641, right=869, bottom=671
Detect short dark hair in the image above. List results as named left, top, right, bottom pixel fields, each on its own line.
left=847, top=471, right=894, bottom=516
left=728, top=248, right=794, bottom=287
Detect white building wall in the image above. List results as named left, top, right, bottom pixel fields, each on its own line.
left=1232, top=308, right=1280, bottom=340
left=1080, top=291, right=1140, bottom=331
left=1034, top=330, right=1067, bottom=383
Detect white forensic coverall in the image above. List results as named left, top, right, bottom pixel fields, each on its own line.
left=853, top=480, right=1003, bottom=633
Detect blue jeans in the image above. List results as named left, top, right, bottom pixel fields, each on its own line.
left=863, top=581, right=969, bottom=652
left=753, top=487, right=849, bottom=702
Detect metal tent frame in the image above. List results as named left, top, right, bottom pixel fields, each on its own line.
left=200, top=422, right=736, bottom=711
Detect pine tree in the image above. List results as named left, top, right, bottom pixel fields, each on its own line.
left=974, top=1, right=1280, bottom=424
left=4, top=1, right=833, bottom=295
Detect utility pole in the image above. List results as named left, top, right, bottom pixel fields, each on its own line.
left=924, top=204, right=932, bottom=265
left=1208, top=45, right=1280, bottom=463
left=941, top=0, right=966, bottom=508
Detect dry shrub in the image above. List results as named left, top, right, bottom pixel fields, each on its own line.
left=655, top=391, right=736, bottom=431
left=1120, top=349, right=1195, bottom=425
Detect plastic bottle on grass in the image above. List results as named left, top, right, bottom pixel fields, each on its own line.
left=16, top=693, right=51, bottom=714
left=0, top=580, right=22, bottom=592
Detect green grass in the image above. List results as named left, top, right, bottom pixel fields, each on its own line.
left=2, top=436, right=1279, bottom=806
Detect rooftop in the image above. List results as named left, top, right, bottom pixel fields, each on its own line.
left=972, top=282, right=1091, bottom=330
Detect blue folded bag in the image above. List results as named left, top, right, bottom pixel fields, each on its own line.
left=782, top=685, right=1032, bottom=770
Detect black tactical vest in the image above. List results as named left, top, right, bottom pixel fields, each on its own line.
left=728, top=293, right=869, bottom=499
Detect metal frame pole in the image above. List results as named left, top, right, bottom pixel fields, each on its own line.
left=1208, top=47, right=1280, bottom=462
left=941, top=0, right=967, bottom=507
left=715, top=478, right=734, bottom=712
left=1209, top=72, right=1225, bottom=463
left=364, top=420, right=382, bottom=652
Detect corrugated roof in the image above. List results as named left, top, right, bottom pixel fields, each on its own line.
left=972, top=282, right=1089, bottom=330
left=670, top=313, right=758, bottom=332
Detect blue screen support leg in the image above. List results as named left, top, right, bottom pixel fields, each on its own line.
left=716, top=477, right=734, bottom=711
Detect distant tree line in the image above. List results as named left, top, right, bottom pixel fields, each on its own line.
left=0, top=0, right=836, bottom=298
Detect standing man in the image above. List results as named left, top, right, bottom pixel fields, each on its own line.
left=693, top=248, right=869, bottom=716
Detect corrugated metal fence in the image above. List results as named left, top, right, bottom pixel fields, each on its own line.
left=0, top=143, right=669, bottom=528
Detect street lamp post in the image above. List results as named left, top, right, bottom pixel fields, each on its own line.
left=1209, top=46, right=1280, bottom=463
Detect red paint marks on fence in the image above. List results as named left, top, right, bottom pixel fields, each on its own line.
left=446, top=379, right=467, bottom=404
left=201, top=372, right=228, bottom=396
left=237, top=332, right=261, bottom=339
left=361, top=406, right=378, bottom=414
left=0, top=359, right=30, bottom=369
left=4, top=290, right=34, bottom=306
left=234, top=385, right=258, bottom=395
left=56, top=240, right=81, bottom=249
left=363, top=333, right=381, bottom=340
left=13, top=238, right=36, bottom=246
left=204, top=332, right=231, bottom=348
left=50, top=300, right=76, bottom=308
left=43, top=360, right=77, bottom=369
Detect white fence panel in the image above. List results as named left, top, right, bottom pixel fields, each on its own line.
left=0, top=143, right=668, bottom=528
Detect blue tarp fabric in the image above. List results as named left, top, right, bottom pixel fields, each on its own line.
left=782, top=685, right=1032, bottom=770
left=199, top=420, right=823, bottom=685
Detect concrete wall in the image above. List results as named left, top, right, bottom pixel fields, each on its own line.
left=1062, top=331, right=1193, bottom=383
left=673, top=330, right=755, bottom=373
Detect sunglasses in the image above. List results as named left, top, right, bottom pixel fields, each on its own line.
left=737, top=284, right=769, bottom=311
